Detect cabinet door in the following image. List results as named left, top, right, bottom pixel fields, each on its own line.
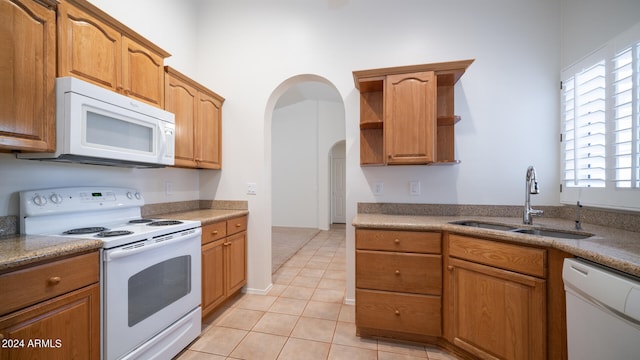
left=122, top=36, right=165, bottom=108
left=225, top=231, right=247, bottom=295
left=195, top=92, right=223, bottom=169
left=0, top=0, right=56, bottom=152
left=0, top=284, right=100, bottom=360
left=58, top=1, right=121, bottom=91
left=202, top=239, right=225, bottom=318
left=165, top=72, right=198, bottom=168
left=448, top=258, right=546, bottom=360
left=385, top=71, right=437, bottom=164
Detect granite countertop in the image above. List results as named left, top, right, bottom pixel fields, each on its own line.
left=0, top=208, right=248, bottom=273
left=0, top=235, right=102, bottom=273
left=353, top=214, right=640, bottom=277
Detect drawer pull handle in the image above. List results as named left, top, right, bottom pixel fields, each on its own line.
left=212, top=230, right=219, bottom=235
left=395, top=310, right=400, bottom=315
left=48, top=276, right=61, bottom=285
left=395, top=270, right=401, bottom=275
left=224, top=242, right=231, bottom=246
left=236, top=223, right=241, bottom=227
left=394, top=239, right=400, bottom=244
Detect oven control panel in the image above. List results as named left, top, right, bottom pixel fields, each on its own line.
left=20, top=187, right=144, bottom=216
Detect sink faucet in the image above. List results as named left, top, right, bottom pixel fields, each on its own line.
left=524, top=165, right=544, bottom=224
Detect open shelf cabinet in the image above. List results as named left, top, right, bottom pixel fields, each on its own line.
left=354, top=59, right=473, bottom=166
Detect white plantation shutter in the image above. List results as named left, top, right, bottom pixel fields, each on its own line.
left=560, top=22, right=640, bottom=211
left=612, top=45, right=639, bottom=188
left=562, top=61, right=607, bottom=188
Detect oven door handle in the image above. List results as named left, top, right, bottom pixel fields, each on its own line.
left=104, top=229, right=201, bottom=261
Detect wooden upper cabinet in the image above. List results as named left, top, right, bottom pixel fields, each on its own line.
left=196, top=91, right=223, bottom=169
left=354, top=59, right=473, bottom=166
left=57, top=2, right=121, bottom=91
left=385, top=71, right=436, bottom=164
left=0, top=0, right=57, bottom=152
left=165, top=66, right=224, bottom=169
left=165, top=71, right=197, bottom=167
left=57, top=0, right=170, bottom=108
left=122, top=36, right=165, bottom=107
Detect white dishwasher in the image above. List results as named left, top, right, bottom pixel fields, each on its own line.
left=563, top=258, right=640, bottom=359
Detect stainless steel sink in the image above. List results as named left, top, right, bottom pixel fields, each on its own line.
left=512, top=228, right=593, bottom=240
left=449, top=220, right=519, bottom=231
left=449, top=220, right=594, bottom=239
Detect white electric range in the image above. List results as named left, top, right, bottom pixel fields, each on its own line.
left=20, top=186, right=202, bottom=360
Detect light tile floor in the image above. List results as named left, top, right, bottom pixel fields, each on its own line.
left=176, top=226, right=461, bottom=360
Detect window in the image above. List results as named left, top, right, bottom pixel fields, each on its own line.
left=560, top=23, right=640, bottom=211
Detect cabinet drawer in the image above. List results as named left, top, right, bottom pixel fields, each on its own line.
left=0, top=252, right=99, bottom=316
left=448, top=234, right=546, bottom=278
left=202, top=221, right=227, bottom=245
left=356, top=229, right=441, bottom=254
left=356, top=251, right=441, bottom=295
left=227, top=216, right=247, bottom=235
left=356, top=289, right=441, bottom=336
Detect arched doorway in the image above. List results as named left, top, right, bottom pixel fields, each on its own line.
left=265, top=75, right=345, bottom=274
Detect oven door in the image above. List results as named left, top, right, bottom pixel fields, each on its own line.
left=103, top=228, right=201, bottom=360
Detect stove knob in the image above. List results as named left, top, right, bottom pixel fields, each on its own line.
left=126, top=192, right=133, bottom=199
left=33, top=195, right=47, bottom=206
left=50, top=193, right=63, bottom=204
left=134, top=192, right=141, bottom=200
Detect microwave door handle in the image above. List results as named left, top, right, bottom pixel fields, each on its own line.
left=104, top=231, right=199, bottom=261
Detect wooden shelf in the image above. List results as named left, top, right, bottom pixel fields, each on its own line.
left=360, top=121, right=384, bottom=130
left=437, top=116, right=461, bottom=127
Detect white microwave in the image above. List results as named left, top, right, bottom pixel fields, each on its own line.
left=19, top=77, right=175, bottom=168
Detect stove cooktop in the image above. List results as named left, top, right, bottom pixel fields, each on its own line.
left=57, top=218, right=201, bottom=249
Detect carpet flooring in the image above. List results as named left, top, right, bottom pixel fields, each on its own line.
left=272, top=227, right=321, bottom=273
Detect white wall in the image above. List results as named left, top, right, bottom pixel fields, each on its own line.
left=272, top=100, right=319, bottom=228
left=561, top=0, right=640, bottom=69
left=272, top=98, right=345, bottom=230
left=194, top=0, right=562, bottom=297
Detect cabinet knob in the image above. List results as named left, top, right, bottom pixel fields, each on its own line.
left=447, top=266, right=453, bottom=271
left=236, top=223, right=241, bottom=228
left=395, top=310, right=400, bottom=315
left=212, top=230, right=219, bottom=235
left=395, top=270, right=401, bottom=275
left=224, top=242, right=231, bottom=246
left=48, top=276, right=61, bottom=285
left=394, top=239, right=400, bottom=244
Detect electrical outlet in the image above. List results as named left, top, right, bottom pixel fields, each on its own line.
left=247, top=182, right=257, bottom=195
left=373, top=182, right=384, bottom=195
left=409, top=181, right=421, bottom=196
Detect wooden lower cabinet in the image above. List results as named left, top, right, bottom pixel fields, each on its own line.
left=356, top=229, right=568, bottom=360
left=0, top=284, right=100, bottom=360
left=201, top=216, right=247, bottom=318
left=0, top=251, right=100, bottom=360
left=447, top=258, right=546, bottom=360
left=355, top=229, right=442, bottom=340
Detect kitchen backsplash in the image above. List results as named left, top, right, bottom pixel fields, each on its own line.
left=0, top=216, right=17, bottom=236
left=142, top=200, right=249, bottom=217
left=358, top=203, right=640, bottom=233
